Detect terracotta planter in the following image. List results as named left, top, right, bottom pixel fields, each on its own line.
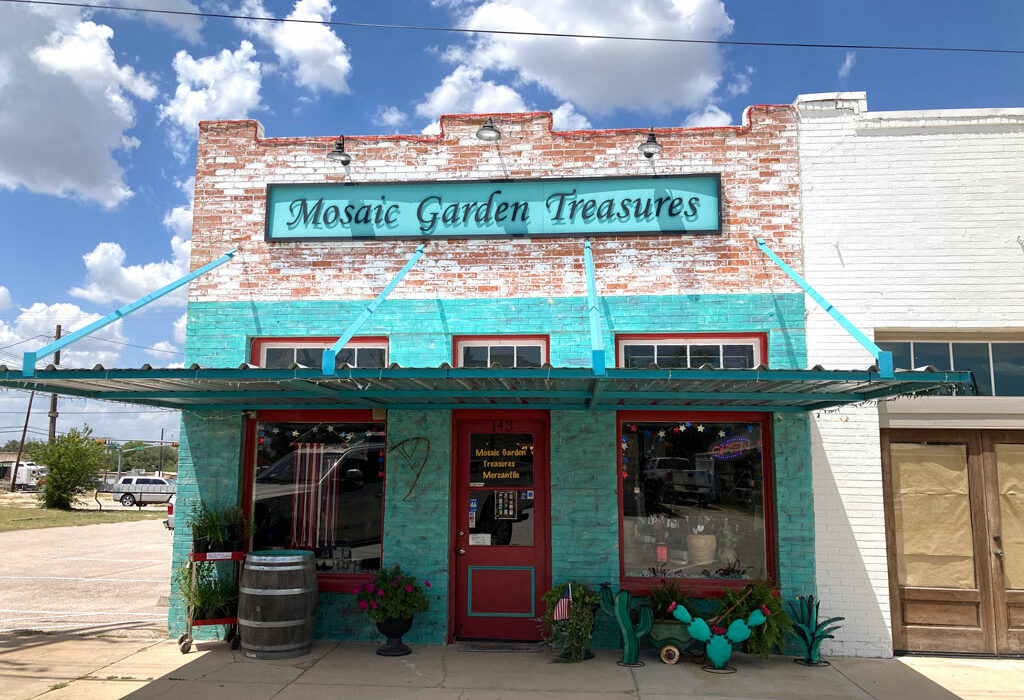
left=376, top=616, right=414, bottom=656
left=686, top=534, right=717, bottom=564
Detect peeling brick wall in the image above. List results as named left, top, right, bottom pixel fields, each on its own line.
left=188, top=107, right=803, bottom=303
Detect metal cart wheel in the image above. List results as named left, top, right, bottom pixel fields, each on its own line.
left=177, top=633, right=187, bottom=645
left=179, top=638, right=192, bottom=654
left=229, top=634, right=240, bottom=650
left=659, top=644, right=681, bottom=664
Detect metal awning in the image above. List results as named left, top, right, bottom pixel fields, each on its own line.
left=0, top=365, right=974, bottom=413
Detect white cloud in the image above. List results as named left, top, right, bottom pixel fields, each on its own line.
left=683, top=104, right=732, bottom=127
left=838, top=51, right=856, bottom=79
left=0, top=6, right=157, bottom=207
left=726, top=65, right=753, bottom=96
left=146, top=341, right=183, bottom=368
left=0, top=287, right=10, bottom=311
left=68, top=236, right=191, bottom=308
left=373, top=105, right=408, bottom=130
left=0, top=302, right=126, bottom=369
left=163, top=176, right=195, bottom=238
left=239, top=0, right=351, bottom=93
left=173, top=313, right=187, bottom=345
left=427, top=0, right=734, bottom=117
left=104, top=0, right=203, bottom=43
left=416, top=64, right=529, bottom=130
left=551, top=102, right=591, bottom=130
left=158, top=41, right=264, bottom=158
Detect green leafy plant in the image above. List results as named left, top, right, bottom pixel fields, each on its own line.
left=541, top=580, right=599, bottom=663
left=353, top=564, right=430, bottom=623
left=31, top=426, right=104, bottom=510
left=645, top=579, right=695, bottom=621
left=789, top=595, right=844, bottom=664
left=188, top=501, right=226, bottom=551
left=220, top=506, right=249, bottom=548
left=712, top=580, right=793, bottom=661
left=174, top=562, right=238, bottom=620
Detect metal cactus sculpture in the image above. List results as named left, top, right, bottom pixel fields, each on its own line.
left=669, top=600, right=768, bottom=670
left=598, top=584, right=653, bottom=666
left=788, top=595, right=844, bottom=665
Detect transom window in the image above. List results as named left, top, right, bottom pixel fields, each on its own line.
left=454, top=336, right=548, bottom=369
left=252, top=338, right=388, bottom=370
left=617, top=335, right=765, bottom=369
left=878, top=340, right=1024, bottom=396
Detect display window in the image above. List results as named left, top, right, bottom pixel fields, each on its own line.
left=453, top=335, right=549, bottom=368
left=878, top=339, right=1024, bottom=396
left=616, top=333, right=766, bottom=369
left=617, top=411, right=775, bottom=594
left=244, top=410, right=385, bottom=592
left=252, top=337, right=388, bottom=370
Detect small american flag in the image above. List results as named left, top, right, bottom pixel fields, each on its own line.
left=553, top=584, right=572, bottom=621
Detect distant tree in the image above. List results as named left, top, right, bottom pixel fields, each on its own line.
left=3, top=438, right=44, bottom=454
left=32, top=426, right=104, bottom=510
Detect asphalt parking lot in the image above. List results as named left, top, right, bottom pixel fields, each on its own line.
left=0, top=518, right=172, bottom=638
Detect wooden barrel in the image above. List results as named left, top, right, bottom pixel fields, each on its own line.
left=238, top=550, right=317, bottom=659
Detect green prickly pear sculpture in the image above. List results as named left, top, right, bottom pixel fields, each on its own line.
left=788, top=595, right=844, bottom=665
left=599, top=584, right=653, bottom=666
left=670, top=600, right=769, bottom=670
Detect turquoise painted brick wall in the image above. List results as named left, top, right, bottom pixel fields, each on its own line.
left=168, top=411, right=245, bottom=638
left=177, top=292, right=811, bottom=644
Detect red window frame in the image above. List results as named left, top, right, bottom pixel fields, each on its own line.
left=614, top=332, right=768, bottom=369
left=452, top=334, right=550, bottom=367
left=250, top=336, right=390, bottom=368
left=242, top=408, right=387, bottom=593
left=615, top=410, right=777, bottom=597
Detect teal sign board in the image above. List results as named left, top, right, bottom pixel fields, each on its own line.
left=265, top=175, right=720, bottom=241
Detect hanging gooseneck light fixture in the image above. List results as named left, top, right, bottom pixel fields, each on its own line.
left=475, top=117, right=501, bottom=142
left=327, top=136, right=352, bottom=165
left=638, top=128, right=663, bottom=159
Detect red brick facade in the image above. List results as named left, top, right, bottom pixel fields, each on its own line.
left=189, top=106, right=801, bottom=302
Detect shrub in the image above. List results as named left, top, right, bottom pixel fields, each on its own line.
left=32, top=426, right=104, bottom=510
left=540, top=580, right=600, bottom=662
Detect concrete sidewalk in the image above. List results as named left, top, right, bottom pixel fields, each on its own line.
left=2, top=631, right=1022, bottom=700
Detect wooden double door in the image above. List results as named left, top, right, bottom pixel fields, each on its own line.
left=882, top=429, right=1024, bottom=654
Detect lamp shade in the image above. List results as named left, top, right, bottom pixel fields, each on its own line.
left=475, top=118, right=501, bottom=142
left=638, top=130, right=663, bottom=159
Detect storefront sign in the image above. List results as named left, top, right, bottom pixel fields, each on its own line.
left=469, top=433, right=534, bottom=487
left=265, top=175, right=721, bottom=241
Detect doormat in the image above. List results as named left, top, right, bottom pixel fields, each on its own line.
left=456, top=641, right=543, bottom=653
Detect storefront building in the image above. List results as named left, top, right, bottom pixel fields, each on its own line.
left=796, top=93, right=1024, bottom=657
left=0, top=98, right=972, bottom=656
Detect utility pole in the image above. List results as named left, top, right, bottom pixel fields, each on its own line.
left=47, top=324, right=61, bottom=442
left=11, top=391, right=34, bottom=490
left=159, top=428, right=165, bottom=475
left=116, top=444, right=123, bottom=480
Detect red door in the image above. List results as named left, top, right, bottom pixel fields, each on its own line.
left=452, top=413, right=550, bottom=640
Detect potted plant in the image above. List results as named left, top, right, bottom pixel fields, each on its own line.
left=540, top=580, right=600, bottom=662
left=685, top=513, right=716, bottom=564
left=221, top=506, right=248, bottom=552
left=188, top=501, right=224, bottom=553
left=711, top=579, right=793, bottom=660
left=174, top=562, right=238, bottom=620
left=353, top=564, right=430, bottom=656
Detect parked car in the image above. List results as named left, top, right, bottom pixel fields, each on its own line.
left=164, top=494, right=176, bottom=530
left=112, top=475, right=176, bottom=507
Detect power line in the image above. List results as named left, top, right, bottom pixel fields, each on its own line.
left=3, top=0, right=1022, bottom=55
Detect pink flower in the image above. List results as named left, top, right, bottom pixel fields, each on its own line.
left=424, top=580, right=431, bottom=588
left=667, top=601, right=677, bottom=613
left=370, top=601, right=378, bottom=609
left=760, top=605, right=771, bottom=617
left=711, top=626, right=727, bottom=635
left=404, top=584, right=413, bottom=593
left=391, top=580, right=399, bottom=587
left=358, top=600, right=368, bottom=610
left=376, top=588, right=385, bottom=597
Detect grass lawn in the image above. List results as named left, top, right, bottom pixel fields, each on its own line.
left=0, top=505, right=166, bottom=533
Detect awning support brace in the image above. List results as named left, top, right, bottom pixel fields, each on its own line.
left=322, top=244, right=425, bottom=376
left=583, top=241, right=606, bottom=376
left=755, top=238, right=893, bottom=379
left=22, top=248, right=238, bottom=377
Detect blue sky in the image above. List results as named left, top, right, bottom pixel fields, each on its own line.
left=0, top=0, right=1021, bottom=444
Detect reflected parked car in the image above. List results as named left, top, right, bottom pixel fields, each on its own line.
left=643, top=457, right=713, bottom=505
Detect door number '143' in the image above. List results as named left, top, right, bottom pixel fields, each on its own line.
left=492, top=420, right=514, bottom=432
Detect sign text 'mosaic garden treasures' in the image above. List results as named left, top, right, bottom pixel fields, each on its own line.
left=265, top=175, right=721, bottom=240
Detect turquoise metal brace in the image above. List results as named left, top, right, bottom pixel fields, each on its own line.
left=321, top=244, right=425, bottom=376
left=21, top=248, right=237, bottom=377
left=583, top=241, right=606, bottom=377
left=755, top=237, right=894, bottom=379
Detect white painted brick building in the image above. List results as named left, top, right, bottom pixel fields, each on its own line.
left=796, top=92, right=1024, bottom=657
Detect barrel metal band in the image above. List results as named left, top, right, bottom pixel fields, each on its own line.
left=239, top=586, right=316, bottom=596
left=246, top=555, right=312, bottom=565
left=242, top=641, right=314, bottom=652
left=238, top=616, right=315, bottom=628
left=243, top=564, right=310, bottom=572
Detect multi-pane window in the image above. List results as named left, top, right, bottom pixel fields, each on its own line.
left=252, top=421, right=386, bottom=574
left=455, top=337, right=547, bottom=368
left=617, top=336, right=763, bottom=369
left=878, top=341, right=1024, bottom=396
left=254, top=339, right=388, bottom=370
left=620, top=418, right=769, bottom=582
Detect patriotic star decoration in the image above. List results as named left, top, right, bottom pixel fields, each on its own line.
left=718, top=430, right=726, bottom=438
left=291, top=430, right=300, bottom=437
left=672, top=427, right=680, bottom=433
left=696, top=425, right=705, bottom=433
left=621, top=470, right=629, bottom=479
left=658, top=430, right=666, bottom=438
left=326, top=425, right=336, bottom=433
left=747, top=425, right=754, bottom=433
left=377, top=471, right=385, bottom=478
left=271, top=427, right=280, bottom=434
left=629, top=425, right=638, bottom=432
left=685, top=422, right=692, bottom=428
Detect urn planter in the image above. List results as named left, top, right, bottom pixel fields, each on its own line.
left=376, top=616, right=414, bottom=656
